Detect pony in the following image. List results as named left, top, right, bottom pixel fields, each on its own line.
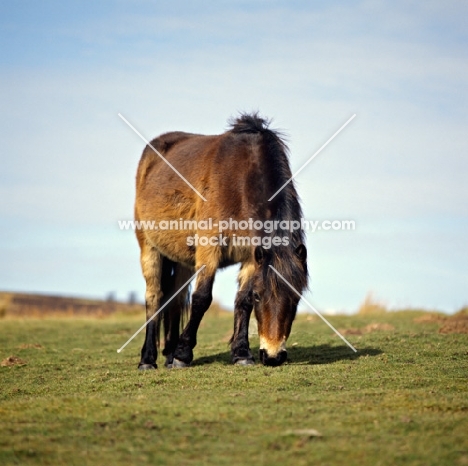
left=134, top=113, right=308, bottom=368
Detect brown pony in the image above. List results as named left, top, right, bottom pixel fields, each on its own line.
left=135, top=113, right=308, bottom=369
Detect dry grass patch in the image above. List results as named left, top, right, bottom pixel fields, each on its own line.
left=439, top=310, right=468, bottom=334
left=357, top=293, right=388, bottom=315
left=1, top=356, right=27, bottom=367
left=413, top=307, right=468, bottom=334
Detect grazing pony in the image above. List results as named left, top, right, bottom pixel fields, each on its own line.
left=135, top=113, right=307, bottom=368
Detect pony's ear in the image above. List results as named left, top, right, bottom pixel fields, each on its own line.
left=295, top=244, right=307, bottom=264
left=254, top=246, right=264, bottom=264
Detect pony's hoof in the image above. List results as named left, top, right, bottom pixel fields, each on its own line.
left=138, top=363, right=157, bottom=370
left=235, top=358, right=255, bottom=366
left=164, top=354, right=174, bottom=369
left=172, top=358, right=190, bottom=368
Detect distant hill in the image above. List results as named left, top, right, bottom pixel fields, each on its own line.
left=0, top=292, right=142, bottom=317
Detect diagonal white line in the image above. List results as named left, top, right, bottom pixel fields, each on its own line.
left=268, top=265, right=357, bottom=353
left=118, top=113, right=207, bottom=202
left=117, top=265, right=206, bottom=353
left=268, top=114, right=356, bottom=201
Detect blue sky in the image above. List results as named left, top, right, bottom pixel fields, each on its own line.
left=1, top=0, right=467, bottom=313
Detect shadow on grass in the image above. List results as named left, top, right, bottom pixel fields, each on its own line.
left=193, top=344, right=382, bottom=366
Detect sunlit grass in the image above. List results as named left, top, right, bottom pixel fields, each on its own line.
left=0, top=309, right=467, bottom=466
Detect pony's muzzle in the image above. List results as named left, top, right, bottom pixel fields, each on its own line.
left=259, top=349, right=288, bottom=366
left=259, top=336, right=287, bottom=366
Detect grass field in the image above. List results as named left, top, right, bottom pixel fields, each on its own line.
left=1, top=308, right=467, bottom=465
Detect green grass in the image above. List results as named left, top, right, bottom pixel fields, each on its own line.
left=0, top=310, right=467, bottom=466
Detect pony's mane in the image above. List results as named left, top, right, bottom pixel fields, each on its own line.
left=231, top=112, right=308, bottom=295
left=229, top=112, right=272, bottom=134
left=264, top=190, right=308, bottom=298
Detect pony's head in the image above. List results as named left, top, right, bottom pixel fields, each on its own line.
left=251, top=244, right=308, bottom=366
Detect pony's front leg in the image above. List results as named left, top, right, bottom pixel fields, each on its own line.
left=172, top=266, right=215, bottom=367
left=230, top=280, right=255, bottom=365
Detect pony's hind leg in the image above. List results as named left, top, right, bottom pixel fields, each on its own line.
left=162, top=263, right=192, bottom=368
left=138, top=240, right=163, bottom=370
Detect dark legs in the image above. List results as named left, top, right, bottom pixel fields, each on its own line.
left=138, top=246, right=192, bottom=370
left=137, top=235, right=213, bottom=369
left=137, top=242, right=254, bottom=368
left=171, top=264, right=255, bottom=367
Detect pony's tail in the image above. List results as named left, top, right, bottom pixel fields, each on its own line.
left=156, top=259, right=192, bottom=349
